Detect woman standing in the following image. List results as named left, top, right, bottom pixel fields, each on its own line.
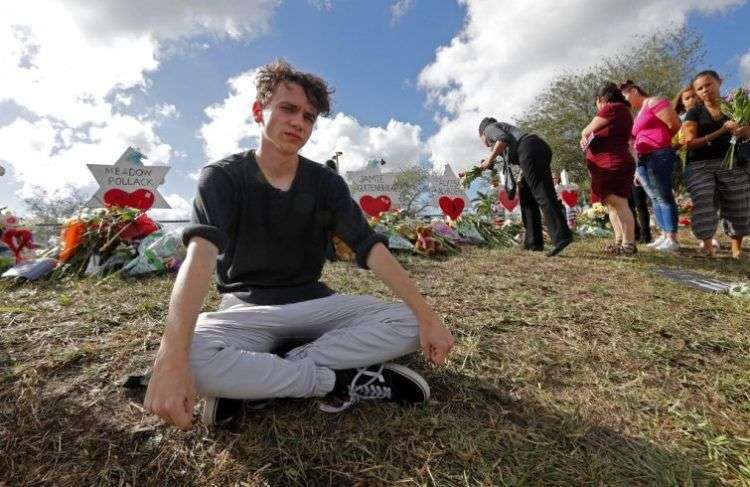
left=672, top=85, right=721, bottom=253
left=620, top=80, right=682, bottom=252
left=683, top=70, right=750, bottom=259
left=581, top=82, right=637, bottom=255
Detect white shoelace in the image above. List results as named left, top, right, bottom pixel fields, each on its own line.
left=319, top=364, right=392, bottom=413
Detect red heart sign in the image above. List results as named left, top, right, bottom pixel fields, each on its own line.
left=359, top=195, right=392, bottom=217
left=498, top=190, right=519, bottom=212
left=103, top=188, right=155, bottom=211
left=438, top=196, right=465, bottom=220
left=2, top=228, right=34, bottom=264
left=561, top=190, right=579, bottom=207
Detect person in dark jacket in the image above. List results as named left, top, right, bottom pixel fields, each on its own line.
left=478, top=118, right=572, bottom=256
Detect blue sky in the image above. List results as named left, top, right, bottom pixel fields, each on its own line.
left=1, top=0, right=749, bottom=218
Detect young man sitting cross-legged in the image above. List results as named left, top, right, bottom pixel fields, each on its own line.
left=143, top=60, right=455, bottom=428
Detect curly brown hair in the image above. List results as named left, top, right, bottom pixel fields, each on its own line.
left=255, top=59, right=334, bottom=117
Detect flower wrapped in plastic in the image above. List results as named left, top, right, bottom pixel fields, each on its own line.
left=576, top=203, right=613, bottom=236
left=721, top=86, right=750, bottom=168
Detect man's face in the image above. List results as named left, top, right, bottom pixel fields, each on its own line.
left=480, top=133, right=490, bottom=148
left=253, top=82, right=318, bottom=155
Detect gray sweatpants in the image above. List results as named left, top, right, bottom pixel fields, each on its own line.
left=189, top=293, right=421, bottom=400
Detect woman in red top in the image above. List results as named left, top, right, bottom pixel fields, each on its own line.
left=580, top=82, right=637, bottom=255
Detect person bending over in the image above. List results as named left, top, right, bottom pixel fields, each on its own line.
left=478, top=118, right=572, bottom=256
left=144, top=60, right=455, bottom=428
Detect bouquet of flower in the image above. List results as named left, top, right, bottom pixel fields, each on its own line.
left=456, top=214, right=517, bottom=249
left=576, top=203, right=612, bottom=236
left=53, top=206, right=158, bottom=278
left=458, top=164, right=498, bottom=189
left=721, top=86, right=750, bottom=169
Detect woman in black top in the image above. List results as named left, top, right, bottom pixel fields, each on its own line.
left=683, top=70, right=750, bottom=259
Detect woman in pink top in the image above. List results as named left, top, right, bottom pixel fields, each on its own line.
left=620, top=80, right=682, bottom=252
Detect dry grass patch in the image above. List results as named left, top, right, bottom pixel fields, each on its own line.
left=1, top=235, right=750, bottom=485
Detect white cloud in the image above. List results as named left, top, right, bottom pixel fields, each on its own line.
left=199, top=69, right=426, bottom=171
left=62, top=0, right=280, bottom=42
left=0, top=0, right=281, bottom=204
left=419, top=0, right=744, bottom=172
left=0, top=115, right=172, bottom=199
left=199, top=70, right=261, bottom=161
left=153, top=104, right=180, bottom=120
left=741, top=50, right=750, bottom=84
left=390, top=0, right=415, bottom=25
left=302, top=114, right=426, bottom=172
left=148, top=193, right=192, bottom=221
left=0, top=4, right=157, bottom=126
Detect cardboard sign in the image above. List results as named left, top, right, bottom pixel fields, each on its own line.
left=430, top=164, right=468, bottom=219
left=346, top=165, right=401, bottom=217
left=347, top=163, right=469, bottom=219
left=86, top=147, right=171, bottom=210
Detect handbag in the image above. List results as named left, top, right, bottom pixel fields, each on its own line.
left=501, top=157, right=517, bottom=199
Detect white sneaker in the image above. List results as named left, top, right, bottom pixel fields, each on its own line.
left=656, top=238, right=680, bottom=252
left=648, top=235, right=666, bottom=248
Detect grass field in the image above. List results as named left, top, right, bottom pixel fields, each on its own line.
left=2, top=235, right=750, bottom=486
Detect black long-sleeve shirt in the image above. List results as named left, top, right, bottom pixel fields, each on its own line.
left=182, top=150, right=387, bottom=305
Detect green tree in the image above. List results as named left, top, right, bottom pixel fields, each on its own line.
left=23, top=185, right=89, bottom=246
left=515, top=28, right=704, bottom=186
left=391, top=165, right=437, bottom=216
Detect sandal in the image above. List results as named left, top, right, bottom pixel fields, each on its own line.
left=620, top=243, right=637, bottom=256
left=602, top=242, right=623, bottom=255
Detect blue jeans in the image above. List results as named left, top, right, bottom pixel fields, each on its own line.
left=636, top=149, right=678, bottom=233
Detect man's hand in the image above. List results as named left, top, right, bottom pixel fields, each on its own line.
left=418, top=311, right=455, bottom=365
left=144, top=348, right=196, bottom=430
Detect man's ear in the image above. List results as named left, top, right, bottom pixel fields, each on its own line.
left=252, top=100, right=264, bottom=124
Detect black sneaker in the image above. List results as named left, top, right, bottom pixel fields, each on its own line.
left=321, top=363, right=430, bottom=413
left=201, top=397, right=273, bottom=425
left=546, top=238, right=572, bottom=257
left=202, top=397, right=243, bottom=425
